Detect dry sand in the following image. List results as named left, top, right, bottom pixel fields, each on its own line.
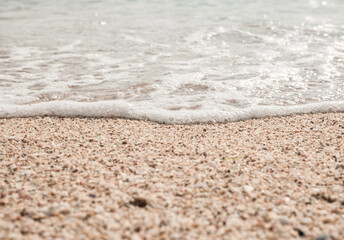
left=0, top=113, right=343, bottom=240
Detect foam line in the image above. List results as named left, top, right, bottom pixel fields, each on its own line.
left=1, top=101, right=343, bottom=124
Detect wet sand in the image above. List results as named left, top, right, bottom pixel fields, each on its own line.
left=0, top=113, right=343, bottom=239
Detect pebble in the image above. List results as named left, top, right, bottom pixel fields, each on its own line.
left=88, top=193, right=96, bottom=198
left=243, top=185, right=254, bottom=193
left=130, top=197, right=148, bottom=208
left=278, top=217, right=290, bottom=225
left=301, top=217, right=313, bottom=225
left=316, top=235, right=331, bottom=240
left=295, top=228, right=306, bottom=237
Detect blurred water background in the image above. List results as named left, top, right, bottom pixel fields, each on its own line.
left=0, top=0, right=343, bottom=123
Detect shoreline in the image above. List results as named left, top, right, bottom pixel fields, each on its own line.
left=1, top=109, right=344, bottom=125
left=1, top=100, right=344, bottom=124
left=1, top=113, right=343, bottom=239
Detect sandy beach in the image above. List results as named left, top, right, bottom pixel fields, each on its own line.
left=0, top=113, right=343, bottom=240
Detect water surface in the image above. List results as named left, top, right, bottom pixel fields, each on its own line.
left=1, top=0, right=343, bottom=123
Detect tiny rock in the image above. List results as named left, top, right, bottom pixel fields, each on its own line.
left=130, top=197, right=148, bottom=208
left=301, top=217, right=313, bottom=225
left=278, top=217, right=290, bottom=225
left=243, top=185, right=254, bottom=193
left=316, top=235, right=331, bottom=240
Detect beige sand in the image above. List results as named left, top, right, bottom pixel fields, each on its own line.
left=0, top=113, right=343, bottom=240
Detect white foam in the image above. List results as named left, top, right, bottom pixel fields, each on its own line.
left=0, top=101, right=343, bottom=124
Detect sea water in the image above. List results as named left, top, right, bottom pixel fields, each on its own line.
left=0, top=0, right=343, bottom=123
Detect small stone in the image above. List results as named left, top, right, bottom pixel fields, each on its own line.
left=295, top=228, right=305, bottom=237
left=243, top=185, right=254, bottom=193
left=134, top=224, right=141, bottom=232
left=301, top=217, right=313, bottom=225
left=237, top=205, right=246, bottom=211
left=278, top=217, right=290, bottom=225
left=45, top=208, right=58, bottom=217
left=60, top=208, right=71, bottom=215
left=316, top=235, right=330, bottom=240
left=341, top=201, right=344, bottom=206
left=20, top=227, right=29, bottom=235
left=336, top=164, right=344, bottom=169
left=88, top=193, right=96, bottom=198
left=130, top=197, right=148, bottom=208
left=322, top=216, right=333, bottom=224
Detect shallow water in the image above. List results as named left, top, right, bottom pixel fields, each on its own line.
left=1, top=0, right=344, bottom=123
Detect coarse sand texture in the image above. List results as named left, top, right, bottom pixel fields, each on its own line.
left=0, top=113, right=343, bottom=239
